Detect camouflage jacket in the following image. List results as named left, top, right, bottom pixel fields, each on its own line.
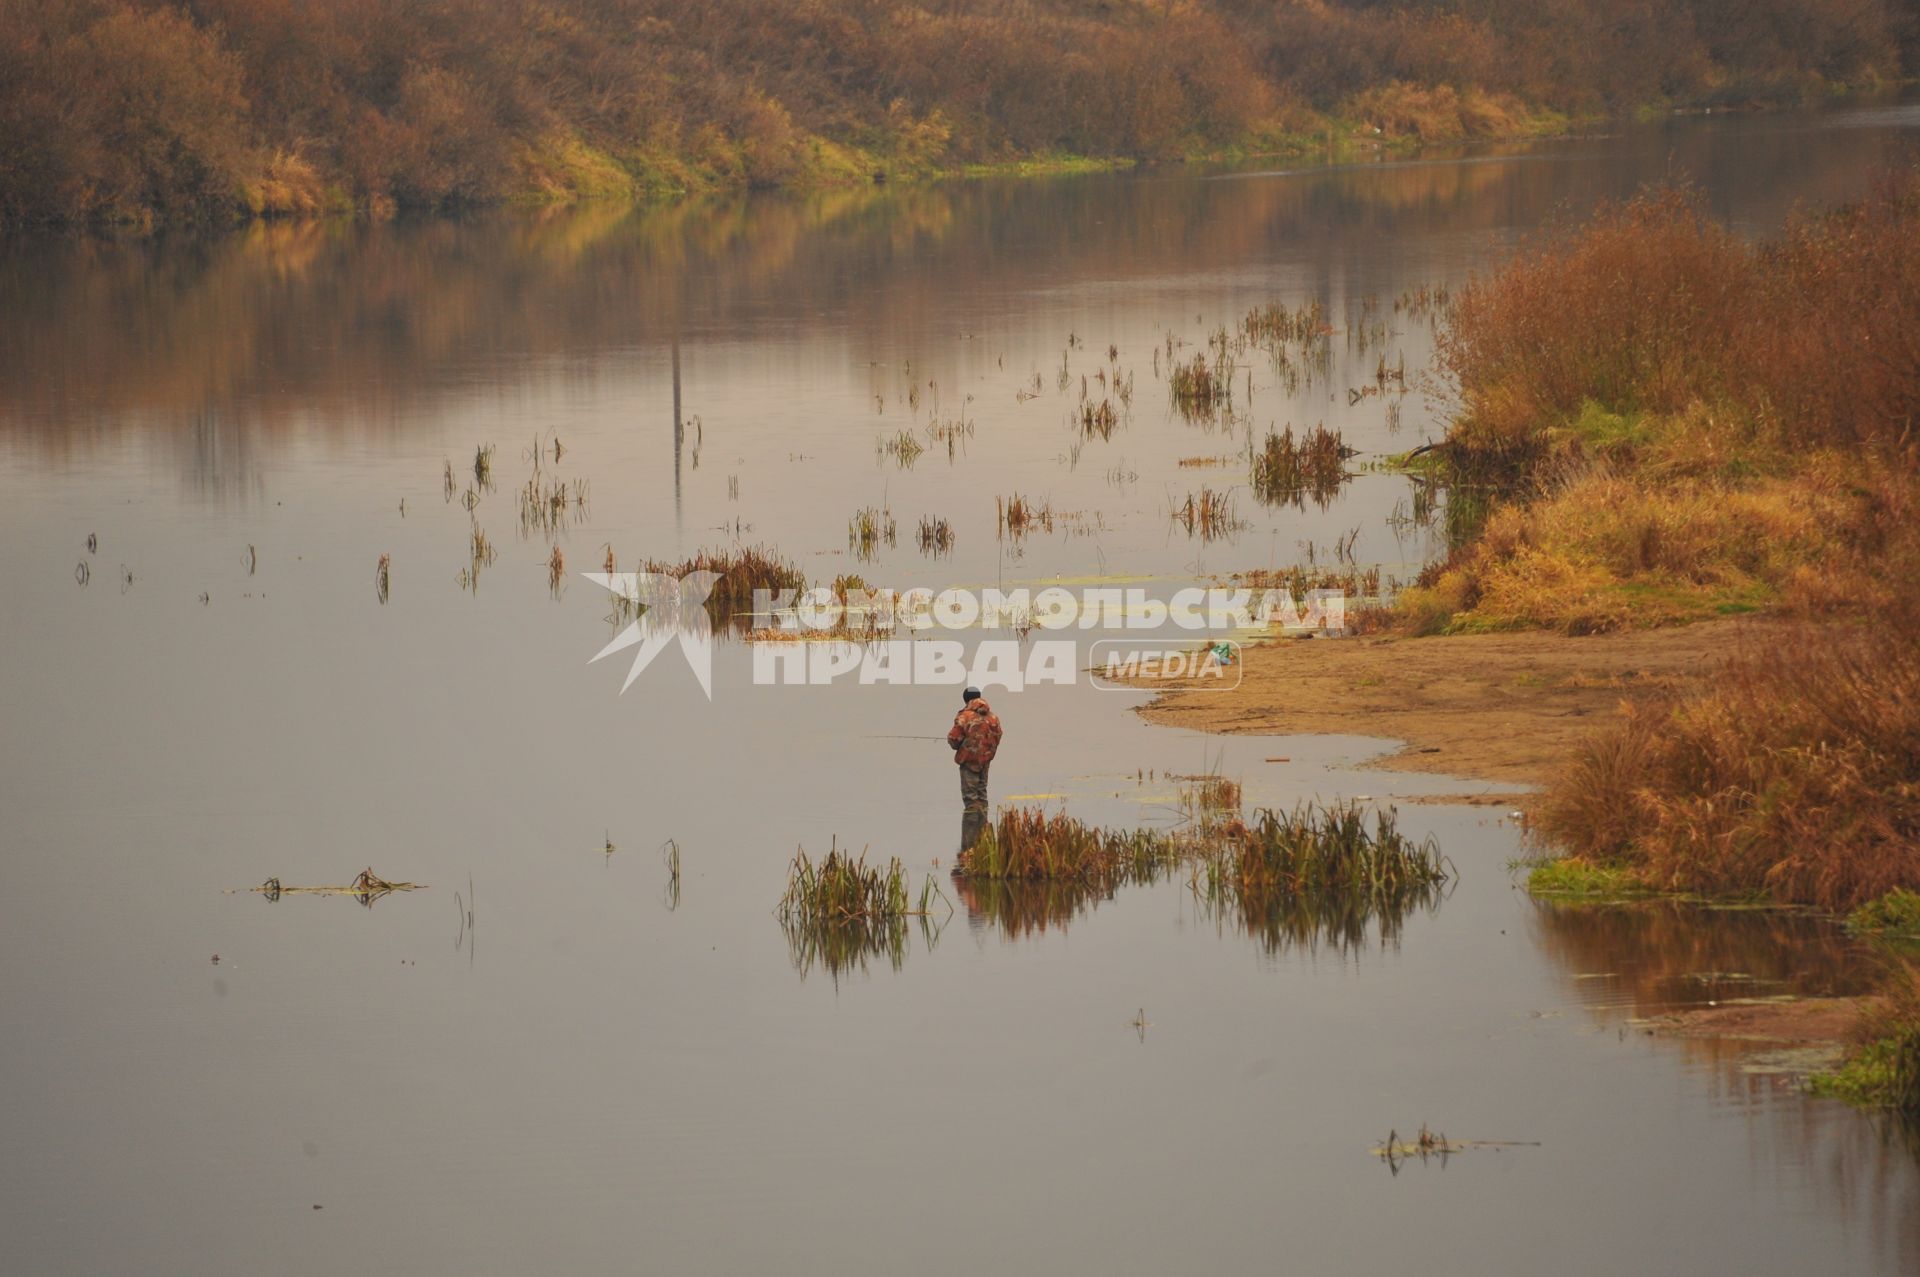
left=948, top=699, right=1003, bottom=769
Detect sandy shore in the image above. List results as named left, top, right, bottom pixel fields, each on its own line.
left=1136, top=619, right=1768, bottom=789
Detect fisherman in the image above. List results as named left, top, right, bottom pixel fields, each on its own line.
left=948, top=685, right=1003, bottom=854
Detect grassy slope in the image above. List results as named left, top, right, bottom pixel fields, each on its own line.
left=1394, top=179, right=1920, bottom=914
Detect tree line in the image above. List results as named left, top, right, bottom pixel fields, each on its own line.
left=1, top=0, right=1912, bottom=226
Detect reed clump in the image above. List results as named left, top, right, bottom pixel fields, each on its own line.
left=519, top=474, right=587, bottom=535
left=1197, top=802, right=1449, bottom=902
left=1172, top=488, right=1241, bottom=540
left=953, top=802, right=1452, bottom=952
left=1169, top=352, right=1233, bottom=421
left=958, top=801, right=1450, bottom=954
left=1241, top=300, right=1328, bottom=346
left=1240, top=300, right=1332, bottom=394
left=917, top=515, right=955, bottom=557
left=997, top=492, right=1054, bottom=538
left=1191, top=803, right=1450, bottom=953
left=777, top=842, right=946, bottom=980
left=1252, top=423, right=1353, bottom=508
left=778, top=845, right=915, bottom=923
left=956, top=807, right=1187, bottom=883
left=847, top=506, right=897, bottom=559
left=1179, top=774, right=1242, bottom=824
left=635, top=545, right=807, bottom=629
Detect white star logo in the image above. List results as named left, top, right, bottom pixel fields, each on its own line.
left=582, top=571, right=723, bottom=698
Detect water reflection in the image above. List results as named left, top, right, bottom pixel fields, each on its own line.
left=2, top=108, right=1906, bottom=472
left=1528, top=896, right=1920, bottom=1265
left=947, top=863, right=1444, bottom=958
left=951, top=872, right=1131, bottom=940
left=1199, top=876, right=1448, bottom=959
left=781, top=912, right=945, bottom=983
left=1526, top=898, right=1873, bottom=1018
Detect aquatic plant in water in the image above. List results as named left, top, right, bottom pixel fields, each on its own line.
left=1171, top=488, right=1241, bottom=540
left=1252, top=423, right=1354, bottom=509
left=777, top=842, right=948, bottom=981
left=1169, top=352, right=1233, bottom=421
left=847, top=506, right=897, bottom=560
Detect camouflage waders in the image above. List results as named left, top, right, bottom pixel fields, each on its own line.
left=960, top=763, right=990, bottom=852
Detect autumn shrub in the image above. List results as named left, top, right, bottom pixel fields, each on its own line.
left=0, top=0, right=253, bottom=225
left=1407, top=174, right=1920, bottom=633
left=1532, top=595, right=1920, bottom=909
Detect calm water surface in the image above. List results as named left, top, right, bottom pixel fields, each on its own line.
left=3, top=106, right=1919, bottom=1275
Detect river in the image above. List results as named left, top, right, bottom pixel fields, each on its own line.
left=2, top=103, right=1917, bottom=1275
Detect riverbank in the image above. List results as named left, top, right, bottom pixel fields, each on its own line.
left=1136, top=619, right=1758, bottom=790
left=5, top=0, right=1904, bottom=230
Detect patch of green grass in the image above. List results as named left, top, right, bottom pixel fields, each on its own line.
left=1847, top=888, right=1920, bottom=937
left=1811, top=1037, right=1918, bottom=1110
left=1553, top=400, right=1652, bottom=455
left=1525, top=857, right=1655, bottom=899
left=952, top=153, right=1133, bottom=180
left=1371, top=447, right=1446, bottom=476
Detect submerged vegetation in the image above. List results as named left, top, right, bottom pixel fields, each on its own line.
left=248, top=867, right=424, bottom=907
left=958, top=807, right=1189, bottom=885
left=776, top=842, right=947, bottom=980
left=847, top=506, right=897, bottom=560
left=954, top=800, right=1449, bottom=954
left=632, top=546, right=807, bottom=629
left=997, top=492, right=1054, bottom=539
left=1171, top=488, right=1241, bottom=541
left=916, top=515, right=956, bottom=559
left=1251, top=423, right=1353, bottom=509
left=1168, top=353, right=1234, bottom=422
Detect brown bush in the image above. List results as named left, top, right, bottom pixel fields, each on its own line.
left=0, top=0, right=253, bottom=225
left=1437, top=189, right=1756, bottom=474
left=1534, top=595, right=1920, bottom=909
left=1440, top=172, right=1920, bottom=478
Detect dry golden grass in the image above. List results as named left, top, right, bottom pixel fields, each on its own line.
left=1343, top=82, right=1537, bottom=143
left=1399, top=456, right=1862, bottom=635
left=1403, top=177, right=1920, bottom=637
left=1534, top=599, right=1920, bottom=910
